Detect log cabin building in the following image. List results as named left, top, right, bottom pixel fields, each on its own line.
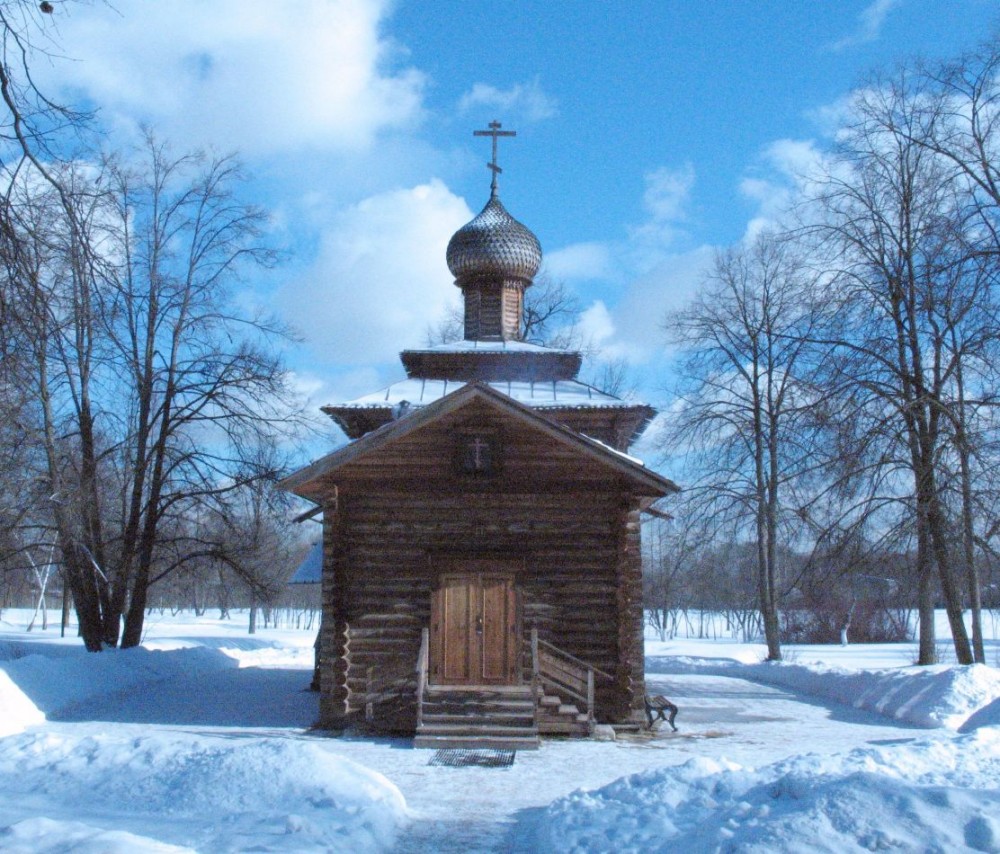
left=281, top=124, right=678, bottom=748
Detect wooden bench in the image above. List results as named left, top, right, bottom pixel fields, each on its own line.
left=644, top=694, right=679, bottom=731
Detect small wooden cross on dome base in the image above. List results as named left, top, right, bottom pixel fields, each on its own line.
left=474, top=120, right=516, bottom=196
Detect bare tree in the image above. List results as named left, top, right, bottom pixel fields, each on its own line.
left=642, top=503, right=714, bottom=641
left=1, top=1, right=95, bottom=333
left=3, top=135, right=301, bottom=650
left=0, top=2, right=89, bottom=162
left=0, top=1, right=99, bottom=638
left=906, top=39, right=1000, bottom=663
left=519, top=274, right=581, bottom=348
left=1, top=158, right=114, bottom=649
left=805, top=69, right=985, bottom=664
left=215, top=475, right=302, bottom=635
left=910, top=40, right=1000, bottom=259
left=663, top=232, right=822, bottom=660
left=105, top=136, right=301, bottom=648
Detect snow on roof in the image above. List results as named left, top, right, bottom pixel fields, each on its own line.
left=331, top=378, right=641, bottom=410
left=402, top=339, right=571, bottom=355
left=583, top=434, right=646, bottom=467
left=294, top=382, right=676, bottom=499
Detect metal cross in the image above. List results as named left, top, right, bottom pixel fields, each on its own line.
left=474, top=120, right=516, bottom=196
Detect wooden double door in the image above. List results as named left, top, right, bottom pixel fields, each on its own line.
left=429, top=566, right=519, bottom=686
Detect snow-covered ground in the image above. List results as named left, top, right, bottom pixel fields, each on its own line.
left=0, top=609, right=998, bottom=852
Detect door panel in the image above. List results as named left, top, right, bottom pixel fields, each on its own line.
left=444, top=579, right=474, bottom=682
left=430, top=575, right=476, bottom=685
left=480, top=577, right=516, bottom=683
left=430, top=570, right=518, bottom=686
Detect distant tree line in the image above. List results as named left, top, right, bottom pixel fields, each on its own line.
left=0, top=3, right=307, bottom=648
left=642, top=513, right=999, bottom=647
left=657, top=37, right=1000, bottom=665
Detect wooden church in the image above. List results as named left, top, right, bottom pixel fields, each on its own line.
left=282, top=124, right=678, bottom=748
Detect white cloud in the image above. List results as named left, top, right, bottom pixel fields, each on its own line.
left=625, top=163, right=697, bottom=272
left=544, top=242, right=614, bottom=281
left=458, top=80, right=557, bottom=122
left=49, top=0, right=425, bottom=156
left=805, top=95, right=857, bottom=137
left=306, top=365, right=387, bottom=409
left=578, top=300, right=617, bottom=348
left=286, top=371, right=327, bottom=406
left=828, top=0, right=902, bottom=52
left=541, top=164, right=705, bottom=368
left=762, top=139, right=823, bottom=180
left=612, top=244, right=716, bottom=362
left=738, top=138, right=826, bottom=239
left=642, top=163, right=695, bottom=222
left=280, top=179, right=471, bottom=366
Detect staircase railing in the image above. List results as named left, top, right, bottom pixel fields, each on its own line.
left=416, top=627, right=429, bottom=729
left=530, top=628, right=541, bottom=730
left=530, top=628, right=613, bottom=730
left=365, top=628, right=430, bottom=726
left=365, top=666, right=414, bottom=723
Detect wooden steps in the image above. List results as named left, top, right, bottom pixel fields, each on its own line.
left=415, top=687, right=539, bottom=749
left=411, top=632, right=604, bottom=748
left=414, top=734, right=538, bottom=750
left=536, top=691, right=591, bottom=736
left=413, top=684, right=594, bottom=747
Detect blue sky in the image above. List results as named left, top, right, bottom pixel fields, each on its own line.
left=34, top=0, right=1000, bottom=415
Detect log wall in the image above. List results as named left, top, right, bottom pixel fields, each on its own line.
left=313, top=398, right=654, bottom=731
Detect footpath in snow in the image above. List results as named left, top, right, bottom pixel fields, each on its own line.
left=0, top=611, right=998, bottom=852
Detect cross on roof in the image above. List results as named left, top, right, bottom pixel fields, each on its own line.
left=473, top=120, right=516, bottom=197
left=470, top=436, right=490, bottom=469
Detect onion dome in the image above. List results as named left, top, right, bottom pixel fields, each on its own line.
left=446, top=195, right=542, bottom=283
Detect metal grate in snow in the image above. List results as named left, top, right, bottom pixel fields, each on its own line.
left=429, top=749, right=516, bottom=768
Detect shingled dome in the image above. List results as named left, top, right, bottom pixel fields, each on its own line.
left=446, top=195, right=542, bottom=283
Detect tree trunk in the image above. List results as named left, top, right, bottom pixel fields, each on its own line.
left=954, top=367, right=985, bottom=663
left=753, top=381, right=781, bottom=662
left=840, top=597, right=855, bottom=646
left=764, top=401, right=783, bottom=662
left=60, top=572, right=70, bottom=638
left=60, top=541, right=105, bottom=652
left=926, top=497, right=974, bottom=664
left=916, top=517, right=936, bottom=665
left=120, top=566, right=150, bottom=649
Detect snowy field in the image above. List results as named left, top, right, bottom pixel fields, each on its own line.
left=0, top=609, right=998, bottom=853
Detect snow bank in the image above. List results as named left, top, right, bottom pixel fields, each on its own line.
left=541, top=729, right=1000, bottom=853
left=0, top=670, right=45, bottom=738
left=0, top=644, right=238, bottom=730
left=961, top=697, right=1000, bottom=733
left=0, top=630, right=406, bottom=851
left=650, top=655, right=1000, bottom=730
left=0, top=731, right=408, bottom=852
left=1, top=817, right=195, bottom=854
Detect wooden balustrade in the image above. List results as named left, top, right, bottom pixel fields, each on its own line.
left=416, top=627, right=429, bottom=729
left=363, top=629, right=429, bottom=725
left=530, top=628, right=612, bottom=727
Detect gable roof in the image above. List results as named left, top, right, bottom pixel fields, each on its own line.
left=281, top=382, right=678, bottom=500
